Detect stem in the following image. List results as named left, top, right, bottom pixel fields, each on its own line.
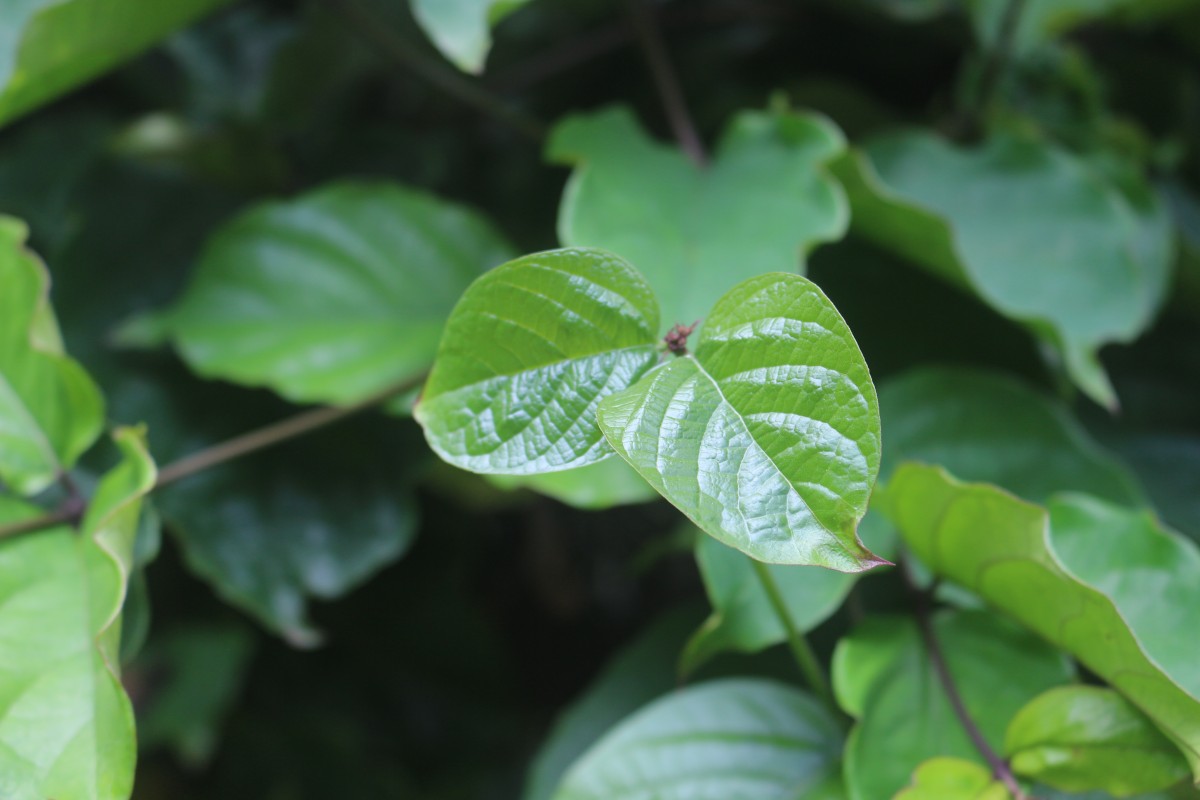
left=326, top=0, right=545, bottom=143
left=959, top=0, right=1027, bottom=139
left=902, top=560, right=1028, bottom=798
left=750, top=559, right=839, bottom=717
left=0, top=376, right=423, bottom=541
left=627, top=0, right=708, bottom=167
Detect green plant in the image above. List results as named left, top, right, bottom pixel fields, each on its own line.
left=1, top=0, right=1199, bottom=798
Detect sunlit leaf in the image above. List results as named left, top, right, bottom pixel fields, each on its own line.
left=410, top=0, right=530, bottom=73
left=895, top=757, right=1010, bottom=800
left=550, top=105, right=848, bottom=331
left=598, top=272, right=884, bottom=569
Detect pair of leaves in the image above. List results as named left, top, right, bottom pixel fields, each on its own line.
left=415, top=248, right=885, bottom=570
left=0, top=428, right=155, bottom=800
left=835, top=130, right=1171, bottom=408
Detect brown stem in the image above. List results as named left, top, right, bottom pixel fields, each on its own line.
left=627, top=0, right=708, bottom=167
left=902, top=560, right=1028, bottom=798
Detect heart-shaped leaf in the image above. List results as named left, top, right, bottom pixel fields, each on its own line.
left=0, top=427, right=155, bottom=800
left=0, top=216, right=103, bottom=495
left=549, top=105, right=848, bottom=331
left=416, top=247, right=661, bottom=475
left=410, top=0, right=530, bottom=73
left=880, top=463, right=1200, bottom=779
left=1005, top=686, right=1190, bottom=795
left=835, top=132, right=1171, bottom=408
left=163, top=181, right=513, bottom=406
left=598, top=272, right=883, bottom=570
left=551, top=678, right=846, bottom=800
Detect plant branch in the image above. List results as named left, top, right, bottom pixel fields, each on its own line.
left=901, top=560, right=1027, bottom=798
left=0, top=375, right=424, bottom=541
left=627, top=0, right=708, bottom=167
left=750, top=559, right=840, bottom=718
left=326, top=0, right=545, bottom=143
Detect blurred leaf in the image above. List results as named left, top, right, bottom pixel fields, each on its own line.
left=880, top=464, right=1200, bottom=779
left=598, top=273, right=884, bottom=570
left=164, top=181, right=513, bottom=406
left=411, top=0, right=531, bottom=73
left=682, top=533, right=855, bottom=675
left=0, top=0, right=234, bottom=128
left=0, top=427, right=154, bottom=800
left=488, top=458, right=657, bottom=510
left=136, top=624, right=256, bottom=767
left=879, top=367, right=1144, bottom=504
left=835, top=131, right=1172, bottom=408
left=549, top=106, right=848, bottom=331
left=551, top=678, right=846, bottom=800
left=1104, top=434, right=1200, bottom=540
left=834, top=610, right=1070, bottom=799
left=966, top=0, right=1200, bottom=55
left=1006, top=686, right=1190, bottom=795
left=416, top=247, right=661, bottom=475
left=895, top=757, right=1010, bottom=800
left=0, top=216, right=103, bottom=494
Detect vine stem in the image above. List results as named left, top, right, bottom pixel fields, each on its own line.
left=326, top=0, right=545, bottom=143
left=0, top=375, right=424, bottom=542
left=901, top=560, right=1028, bottom=798
left=750, top=559, right=840, bottom=718
left=627, top=0, right=708, bottom=167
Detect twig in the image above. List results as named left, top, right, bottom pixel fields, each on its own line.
left=750, top=560, right=842, bottom=720
left=901, top=560, right=1027, bottom=798
left=325, top=0, right=545, bottom=143
left=627, top=0, right=708, bottom=166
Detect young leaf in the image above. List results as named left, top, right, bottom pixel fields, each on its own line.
left=835, top=132, right=1171, bottom=408
left=834, top=611, right=1071, bottom=799
left=416, top=248, right=661, bottom=475
left=895, top=757, right=1010, bottom=800
left=881, top=464, right=1200, bottom=779
left=1005, top=686, right=1190, bottom=796
left=0, top=427, right=155, bottom=800
left=410, top=0, right=530, bottom=73
left=163, top=182, right=513, bottom=406
left=0, top=216, right=103, bottom=495
left=598, top=273, right=884, bottom=570
left=682, top=534, right=856, bottom=674
left=551, top=679, right=845, bottom=800
left=0, top=0, right=234, bottom=128
left=549, top=106, right=848, bottom=331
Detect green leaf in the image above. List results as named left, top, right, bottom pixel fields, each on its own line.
left=598, top=272, right=884, bottom=570
left=895, top=757, right=1011, bottom=800
left=1005, top=686, right=1190, bottom=796
left=835, top=610, right=1071, bottom=799
left=549, top=106, right=848, bottom=331
left=0, top=0, right=234, bottom=128
left=164, top=181, right=513, bottom=406
left=0, top=427, right=155, bottom=800
left=879, top=367, right=1144, bottom=505
left=416, top=247, right=661, bottom=475
left=410, top=0, right=530, bottom=73
left=835, top=131, right=1171, bottom=407
left=0, top=216, right=103, bottom=495
left=966, top=0, right=1200, bottom=55
left=551, top=678, right=846, bottom=800
left=488, top=458, right=658, bottom=510
left=682, top=533, right=856, bottom=674
left=880, top=464, right=1200, bottom=780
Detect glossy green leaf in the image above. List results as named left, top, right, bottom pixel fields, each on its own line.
left=879, top=367, right=1143, bottom=504
left=410, top=0, right=529, bottom=73
left=0, top=216, right=103, bottom=495
left=895, top=757, right=1010, bottom=800
left=1005, top=686, right=1190, bottom=796
left=881, top=464, right=1200, bottom=779
left=163, top=181, right=513, bottom=406
left=552, top=678, right=845, bottom=800
left=598, top=272, right=884, bottom=570
left=682, top=534, right=856, bottom=674
left=489, top=458, right=657, bottom=510
left=549, top=106, right=848, bottom=331
left=835, top=610, right=1070, bottom=799
left=0, top=0, right=234, bottom=128
left=416, top=247, right=661, bottom=475
left=835, top=132, right=1171, bottom=407
left=0, top=427, right=155, bottom=800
